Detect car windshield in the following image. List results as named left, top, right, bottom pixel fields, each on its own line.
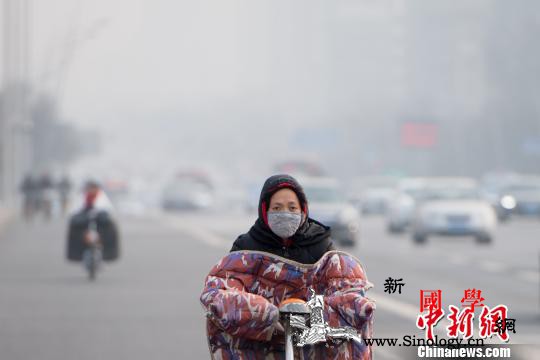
left=304, top=186, right=346, bottom=203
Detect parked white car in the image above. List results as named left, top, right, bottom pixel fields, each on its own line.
left=411, top=178, right=497, bottom=245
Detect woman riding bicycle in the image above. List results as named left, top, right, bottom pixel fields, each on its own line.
left=200, top=174, right=375, bottom=359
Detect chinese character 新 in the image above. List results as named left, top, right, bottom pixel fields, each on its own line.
left=384, top=277, right=405, bottom=294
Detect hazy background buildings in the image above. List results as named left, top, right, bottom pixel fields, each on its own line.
left=1, top=0, right=540, bottom=203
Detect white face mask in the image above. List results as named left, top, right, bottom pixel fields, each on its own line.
left=267, top=211, right=302, bottom=239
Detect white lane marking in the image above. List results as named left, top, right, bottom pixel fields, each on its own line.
left=370, top=291, right=420, bottom=322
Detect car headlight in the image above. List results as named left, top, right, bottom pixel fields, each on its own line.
left=500, top=195, right=516, bottom=210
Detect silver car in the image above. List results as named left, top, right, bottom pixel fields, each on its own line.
left=411, top=178, right=497, bottom=245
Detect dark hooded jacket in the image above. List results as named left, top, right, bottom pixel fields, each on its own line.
left=231, top=174, right=335, bottom=264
